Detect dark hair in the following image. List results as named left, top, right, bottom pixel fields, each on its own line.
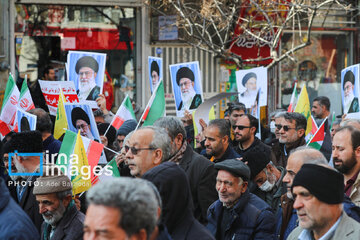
left=336, top=126, right=360, bottom=150
left=343, top=70, right=355, bottom=87
left=313, top=96, right=330, bottom=111
left=283, top=112, right=307, bottom=130
left=43, top=65, right=54, bottom=76
left=28, top=108, right=53, bottom=133
left=241, top=114, right=259, bottom=133
left=227, top=102, right=246, bottom=115
left=208, top=119, right=231, bottom=139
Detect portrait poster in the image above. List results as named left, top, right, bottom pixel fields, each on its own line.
left=67, top=51, right=106, bottom=108
left=64, top=103, right=100, bottom=142
left=16, top=108, right=37, bottom=132
left=341, top=64, right=360, bottom=115
left=236, top=66, right=268, bottom=108
left=169, top=61, right=204, bottom=117
left=39, top=80, right=79, bottom=116
left=148, top=56, right=162, bottom=93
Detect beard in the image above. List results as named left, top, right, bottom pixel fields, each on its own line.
left=344, top=92, right=355, bottom=112
left=180, top=87, right=196, bottom=110
left=79, top=78, right=96, bottom=99
left=333, top=153, right=357, bottom=174
left=42, top=201, right=66, bottom=226
left=13, top=158, right=29, bottom=176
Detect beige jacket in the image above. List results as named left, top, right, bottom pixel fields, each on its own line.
left=287, top=211, right=360, bottom=240
left=350, top=173, right=360, bottom=206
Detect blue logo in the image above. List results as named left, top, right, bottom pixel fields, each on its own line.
left=8, top=150, right=43, bottom=176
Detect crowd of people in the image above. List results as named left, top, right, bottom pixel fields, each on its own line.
left=1, top=84, right=360, bottom=240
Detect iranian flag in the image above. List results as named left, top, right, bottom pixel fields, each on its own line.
left=18, top=76, right=35, bottom=111
left=110, top=95, right=136, bottom=130
left=141, top=79, right=165, bottom=126
left=287, top=83, right=298, bottom=112
left=57, top=130, right=104, bottom=183
left=91, top=158, right=120, bottom=185
left=0, top=74, right=20, bottom=136
left=307, top=118, right=327, bottom=150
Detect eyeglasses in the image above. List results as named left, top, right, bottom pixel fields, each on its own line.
left=179, top=80, right=192, bottom=88
left=79, top=70, right=94, bottom=78
left=76, top=123, right=89, bottom=130
left=232, top=125, right=251, bottom=130
left=275, top=124, right=296, bottom=131
left=124, top=145, right=157, bottom=155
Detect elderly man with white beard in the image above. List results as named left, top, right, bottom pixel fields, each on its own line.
left=33, top=164, right=85, bottom=240
left=176, top=66, right=202, bottom=111
left=75, top=56, right=100, bottom=102
left=343, top=70, right=359, bottom=114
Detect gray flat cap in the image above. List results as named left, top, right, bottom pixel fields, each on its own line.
left=214, top=159, right=250, bottom=180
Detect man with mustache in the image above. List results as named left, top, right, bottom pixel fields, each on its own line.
left=288, top=164, right=360, bottom=240
left=176, top=67, right=202, bottom=111
left=75, top=56, right=100, bottom=102
left=33, top=164, right=85, bottom=240
left=332, top=125, right=360, bottom=206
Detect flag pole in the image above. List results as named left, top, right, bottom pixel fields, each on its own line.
left=306, top=116, right=328, bottom=146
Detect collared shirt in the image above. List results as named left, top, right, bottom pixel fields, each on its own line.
left=345, top=170, right=360, bottom=197
left=297, top=214, right=342, bottom=240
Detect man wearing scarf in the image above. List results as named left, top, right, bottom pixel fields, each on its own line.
left=154, top=117, right=218, bottom=225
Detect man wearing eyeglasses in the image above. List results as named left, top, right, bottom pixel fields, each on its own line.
left=233, top=114, right=273, bottom=159
left=272, top=112, right=307, bottom=168
left=176, top=67, right=202, bottom=111
left=71, top=107, right=94, bottom=140
left=75, top=56, right=100, bottom=102
left=125, top=126, right=172, bottom=178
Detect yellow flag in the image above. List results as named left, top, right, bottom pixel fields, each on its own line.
left=294, top=85, right=312, bottom=135
left=72, top=131, right=91, bottom=195
left=54, top=89, right=68, bottom=139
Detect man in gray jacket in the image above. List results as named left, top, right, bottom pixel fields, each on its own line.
left=33, top=165, right=85, bottom=240
left=288, top=164, right=360, bottom=240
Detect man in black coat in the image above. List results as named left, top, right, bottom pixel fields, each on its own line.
left=154, top=117, right=218, bottom=224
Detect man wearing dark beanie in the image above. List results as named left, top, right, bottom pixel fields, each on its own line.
left=288, top=164, right=360, bottom=240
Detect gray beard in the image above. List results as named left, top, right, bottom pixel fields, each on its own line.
left=180, top=88, right=196, bottom=110
left=42, top=201, right=66, bottom=226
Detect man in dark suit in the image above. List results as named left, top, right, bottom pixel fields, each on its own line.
left=176, top=67, right=202, bottom=111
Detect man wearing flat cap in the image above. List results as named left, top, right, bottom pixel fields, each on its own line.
left=75, top=56, right=100, bottom=102
left=71, top=107, right=94, bottom=140
left=34, top=164, right=85, bottom=240
left=288, top=164, right=360, bottom=240
left=176, top=66, right=202, bottom=111
left=207, top=159, right=276, bottom=239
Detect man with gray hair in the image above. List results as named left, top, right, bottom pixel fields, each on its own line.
left=33, top=164, right=85, bottom=240
left=272, top=112, right=307, bottom=167
left=276, top=146, right=360, bottom=240
left=154, top=116, right=218, bottom=224
left=84, top=178, right=158, bottom=240
left=125, top=126, right=172, bottom=178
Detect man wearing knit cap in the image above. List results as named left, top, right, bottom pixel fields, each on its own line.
left=243, top=145, right=286, bottom=213
left=207, top=159, right=276, bottom=239
left=34, top=164, right=85, bottom=240
left=71, top=107, right=94, bottom=140
left=176, top=66, right=202, bottom=111
left=288, top=164, right=360, bottom=240
left=75, top=56, right=100, bottom=101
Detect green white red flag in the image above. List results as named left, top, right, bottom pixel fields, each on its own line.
left=287, top=83, right=298, bottom=112
left=307, top=118, right=327, bottom=150
left=91, top=158, right=120, bottom=185
left=141, top=79, right=165, bottom=127
left=57, top=130, right=104, bottom=183
left=18, top=75, right=35, bottom=111
left=0, top=74, right=20, bottom=136
left=110, top=95, right=136, bottom=130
